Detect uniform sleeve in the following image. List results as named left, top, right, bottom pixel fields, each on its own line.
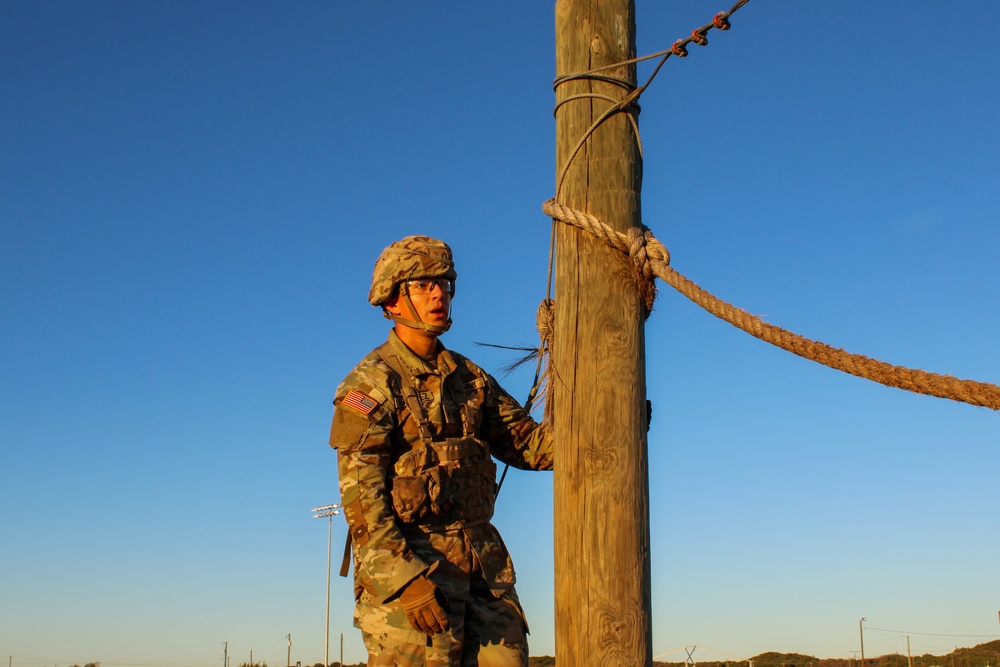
left=480, top=373, right=554, bottom=471
left=330, top=376, right=429, bottom=603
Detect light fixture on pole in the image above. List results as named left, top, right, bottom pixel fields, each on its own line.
left=312, top=503, right=341, bottom=667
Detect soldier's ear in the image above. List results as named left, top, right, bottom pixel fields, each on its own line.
left=384, top=297, right=402, bottom=316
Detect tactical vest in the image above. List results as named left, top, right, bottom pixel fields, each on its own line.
left=377, top=344, right=497, bottom=531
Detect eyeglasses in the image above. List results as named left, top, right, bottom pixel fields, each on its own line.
left=405, top=278, right=454, bottom=296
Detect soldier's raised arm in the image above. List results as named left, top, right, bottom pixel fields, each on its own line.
left=480, top=371, right=554, bottom=472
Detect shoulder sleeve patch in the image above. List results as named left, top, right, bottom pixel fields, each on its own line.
left=342, top=389, right=378, bottom=416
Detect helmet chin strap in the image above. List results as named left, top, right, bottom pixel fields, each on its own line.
left=383, top=289, right=452, bottom=335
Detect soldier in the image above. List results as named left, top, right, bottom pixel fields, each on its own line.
left=329, top=235, right=553, bottom=667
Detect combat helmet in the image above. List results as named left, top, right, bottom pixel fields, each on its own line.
left=368, top=235, right=457, bottom=334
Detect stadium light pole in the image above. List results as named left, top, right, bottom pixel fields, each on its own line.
left=312, top=503, right=342, bottom=667
left=860, top=617, right=867, bottom=667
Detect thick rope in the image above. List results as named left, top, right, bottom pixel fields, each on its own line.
left=542, top=198, right=1000, bottom=411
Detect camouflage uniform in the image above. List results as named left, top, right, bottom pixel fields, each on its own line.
left=329, top=237, right=553, bottom=667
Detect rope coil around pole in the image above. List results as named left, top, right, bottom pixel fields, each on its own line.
left=542, top=198, right=1000, bottom=411
left=546, top=0, right=752, bottom=317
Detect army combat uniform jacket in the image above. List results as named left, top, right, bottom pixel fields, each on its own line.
left=329, top=330, right=553, bottom=644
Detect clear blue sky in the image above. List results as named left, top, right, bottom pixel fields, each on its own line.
left=2, top=2, right=998, bottom=665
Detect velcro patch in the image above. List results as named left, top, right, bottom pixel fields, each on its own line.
left=464, top=378, right=486, bottom=392
left=342, top=389, right=378, bottom=415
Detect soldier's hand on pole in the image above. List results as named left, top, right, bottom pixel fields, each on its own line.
left=399, top=574, right=450, bottom=635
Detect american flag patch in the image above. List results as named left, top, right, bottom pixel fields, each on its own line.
left=342, top=389, right=378, bottom=415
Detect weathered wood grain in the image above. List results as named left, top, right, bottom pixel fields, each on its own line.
left=553, top=1, right=652, bottom=665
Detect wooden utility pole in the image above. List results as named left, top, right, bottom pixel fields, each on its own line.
left=553, top=1, right=651, bottom=665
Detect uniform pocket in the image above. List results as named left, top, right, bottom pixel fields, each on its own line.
left=425, top=466, right=453, bottom=516
left=390, top=475, right=429, bottom=522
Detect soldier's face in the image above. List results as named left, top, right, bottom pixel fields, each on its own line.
left=386, top=281, right=452, bottom=329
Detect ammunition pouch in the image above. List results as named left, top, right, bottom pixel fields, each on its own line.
left=390, top=436, right=496, bottom=528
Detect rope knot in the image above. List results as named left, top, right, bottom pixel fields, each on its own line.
left=540, top=197, right=1000, bottom=410
left=536, top=298, right=555, bottom=343
left=627, top=226, right=658, bottom=317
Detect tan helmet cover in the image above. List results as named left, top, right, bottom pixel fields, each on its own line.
left=368, top=235, right=458, bottom=306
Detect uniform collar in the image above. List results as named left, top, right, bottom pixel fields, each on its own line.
left=386, top=329, right=458, bottom=377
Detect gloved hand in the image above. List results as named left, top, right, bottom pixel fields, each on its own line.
left=399, top=574, right=450, bottom=636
